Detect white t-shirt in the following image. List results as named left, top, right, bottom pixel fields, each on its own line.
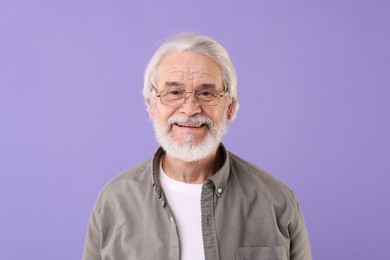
left=159, top=162, right=205, bottom=260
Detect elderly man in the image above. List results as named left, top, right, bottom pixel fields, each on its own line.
left=83, top=33, right=312, bottom=260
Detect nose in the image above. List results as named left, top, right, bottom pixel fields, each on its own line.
left=179, top=91, right=201, bottom=116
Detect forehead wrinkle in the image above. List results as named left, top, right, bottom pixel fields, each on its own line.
left=163, top=70, right=219, bottom=85
left=157, top=52, right=223, bottom=89
left=162, top=62, right=220, bottom=79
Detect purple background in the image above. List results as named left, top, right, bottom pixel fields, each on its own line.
left=1, top=0, right=389, bottom=259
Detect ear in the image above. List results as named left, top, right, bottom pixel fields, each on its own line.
left=226, top=98, right=235, bottom=121
left=148, top=99, right=155, bottom=119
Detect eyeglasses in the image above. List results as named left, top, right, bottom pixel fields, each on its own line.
left=154, top=87, right=226, bottom=106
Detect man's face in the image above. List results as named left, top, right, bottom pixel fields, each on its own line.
left=148, top=52, right=234, bottom=162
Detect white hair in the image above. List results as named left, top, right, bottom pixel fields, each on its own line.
left=143, top=32, right=239, bottom=120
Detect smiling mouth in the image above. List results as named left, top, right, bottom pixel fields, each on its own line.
left=175, top=123, right=205, bottom=128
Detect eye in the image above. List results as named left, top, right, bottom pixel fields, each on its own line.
left=166, top=89, right=183, bottom=96
left=198, top=90, right=216, bottom=97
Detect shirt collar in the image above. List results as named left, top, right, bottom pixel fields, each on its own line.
left=151, top=144, right=231, bottom=198
left=208, top=144, right=230, bottom=197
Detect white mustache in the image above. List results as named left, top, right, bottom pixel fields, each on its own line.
left=167, top=115, right=213, bottom=130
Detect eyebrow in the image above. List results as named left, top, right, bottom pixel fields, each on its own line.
left=199, top=83, right=217, bottom=90
left=163, top=81, right=184, bottom=88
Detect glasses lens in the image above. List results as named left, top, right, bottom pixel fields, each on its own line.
left=195, top=89, right=220, bottom=105
left=160, top=88, right=185, bottom=105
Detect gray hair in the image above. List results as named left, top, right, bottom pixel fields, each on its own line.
left=143, top=32, right=239, bottom=119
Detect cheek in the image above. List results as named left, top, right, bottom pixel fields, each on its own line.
left=208, top=105, right=228, bottom=121
left=155, top=106, right=177, bottom=122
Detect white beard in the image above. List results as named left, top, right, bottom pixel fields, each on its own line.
left=152, top=111, right=228, bottom=162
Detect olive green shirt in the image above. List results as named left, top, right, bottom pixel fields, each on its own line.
left=83, top=145, right=311, bottom=260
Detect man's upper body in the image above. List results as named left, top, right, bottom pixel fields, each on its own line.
left=83, top=145, right=311, bottom=260
left=83, top=32, right=312, bottom=260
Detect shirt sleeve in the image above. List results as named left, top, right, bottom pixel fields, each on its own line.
left=289, top=200, right=312, bottom=260
left=82, top=210, right=102, bottom=260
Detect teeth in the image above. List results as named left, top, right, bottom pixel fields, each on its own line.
left=176, top=123, right=202, bottom=128
left=182, top=125, right=200, bottom=128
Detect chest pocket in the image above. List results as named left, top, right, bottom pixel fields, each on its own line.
left=235, top=245, right=288, bottom=260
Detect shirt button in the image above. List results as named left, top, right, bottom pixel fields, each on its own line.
left=217, top=187, right=223, bottom=194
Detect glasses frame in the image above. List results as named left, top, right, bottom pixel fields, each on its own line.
left=152, top=86, right=227, bottom=106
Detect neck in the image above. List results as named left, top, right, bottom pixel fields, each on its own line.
left=162, top=147, right=223, bottom=184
